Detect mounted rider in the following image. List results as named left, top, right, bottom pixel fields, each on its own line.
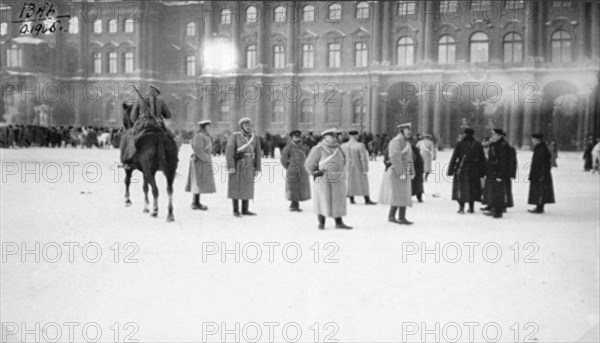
left=120, top=84, right=174, bottom=169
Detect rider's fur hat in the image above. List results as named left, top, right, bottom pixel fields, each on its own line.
left=238, top=117, right=252, bottom=126
left=148, top=84, right=160, bottom=95
left=198, top=120, right=211, bottom=127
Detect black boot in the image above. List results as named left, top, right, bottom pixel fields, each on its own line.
left=365, top=196, right=377, bottom=205
left=191, top=194, right=207, bottom=210
left=349, top=196, right=356, bottom=204
left=318, top=215, right=325, bottom=230
left=241, top=200, right=256, bottom=215
left=457, top=201, right=465, bottom=214
left=232, top=199, right=241, bottom=217
left=468, top=202, right=474, bottom=213
left=528, top=204, right=544, bottom=214
left=290, top=201, right=301, bottom=212
left=388, top=206, right=401, bottom=224
left=335, top=217, right=353, bottom=229
left=398, top=207, right=413, bottom=225
left=417, top=194, right=423, bottom=203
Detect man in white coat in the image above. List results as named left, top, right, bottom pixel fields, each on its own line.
left=185, top=120, right=216, bottom=210
left=341, top=130, right=376, bottom=205
left=305, top=128, right=352, bottom=230
left=416, top=134, right=436, bottom=181
left=379, top=123, right=415, bottom=225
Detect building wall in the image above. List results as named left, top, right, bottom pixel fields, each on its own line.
left=1, top=0, right=599, bottom=148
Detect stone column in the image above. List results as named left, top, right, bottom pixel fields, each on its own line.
left=444, top=100, right=452, bottom=148
left=379, top=92, right=389, bottom=134
left=286, top=4, right=297, bottom=69
left=509, top=100, right=520, bottom=146
left=381, top=1, right=392, bottom=65
left=285, top=4, right=297, bottom=133
left=592, top=3, right=600, bottom=60
left=536, top=0, right=546, bottom=61
left=522, top=101, right=533, bottom=148
left=422, top=1, right=435, bottom=63
left=576, top=1, right=586, bottom=61
left=372, top=1, right=383, bottom=63
left=257, top=3, right=269, bottom=69
left=502, top=102, right=510, bottom=133
left=524, top=0, right=537, bottom=62
left=433, top=96, right=442, bottom=140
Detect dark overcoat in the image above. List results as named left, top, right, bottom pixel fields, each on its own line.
left=281, top=141, right=311, bottom=202
left=226, top=132, right=262, bottom=200
left=448, top=136, right=486, bottom=202
left=505, top=145, right=517, bottom=208
left=483, top=138, right=510, bottom=211
left=528, top=141, right=555, bottom=205
left=411, top=144, right=424, bottom=196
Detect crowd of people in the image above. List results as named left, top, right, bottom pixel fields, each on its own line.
left=0, top=124, right=124, bottom=149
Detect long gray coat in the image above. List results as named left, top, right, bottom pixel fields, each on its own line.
left=281, top=141, right=311, bottom=202
left=226, top=132, right=262, bottom=200
left=341, top=139, right=370, bottom=196
left=305, top=143, right=347, bottom=218
left=185, top=131, right=216, bottom=194
left=378, top=133, right=413, bottom=207
left=416, top=138, right=436, bottom=172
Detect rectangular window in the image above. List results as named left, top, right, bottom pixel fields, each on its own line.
left=7, top=47, right=22, bottom=67
left=438, top=44, right=456, bottom=65
left=108, top=52, right=117, bottom=74
left=302, top=44, right=314, bottom=68
left=93, top=53, right=102, bottom=73
left=273, top=45, right=285, bottom=69
left=354, top=42, right=368, bottom=67
left=124, top=19, right=134, bottom=33
left=328, top=43, right=341, bottom=68
left=398, top=1, right=416, bottom=16
left=505, top=0, right=524, bottom=9
left=186, top=55, right=196, bottom=76
left=124, top=52, right=134, bottom=73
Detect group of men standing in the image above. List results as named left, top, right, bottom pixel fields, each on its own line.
left=448, top=127, right=555, bottom=218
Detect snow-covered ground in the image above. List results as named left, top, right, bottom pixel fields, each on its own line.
left=1, top=145, right=598, bottom=343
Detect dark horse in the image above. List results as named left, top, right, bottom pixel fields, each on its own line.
left=121, top=103, right=178, bottom=221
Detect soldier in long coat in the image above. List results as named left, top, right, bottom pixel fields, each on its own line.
left=225, top=117, right=262, bottom=216
left=341, top=130, right=376, bottom=205
left=503, top=132, right=518, bottom=210
left=378, top=123, right=414, bottom=225
left=483, top=129, right=511, bottom=218
left=304, top=128, right=352, bottom=230
left=528, top=133, right=555, bottom=213
left=280, top=130, right=311, bottom=211
left=447, top=128, right=486, bottom=213
left=185, top=120, right=216, bottom=210
left=416, top=134, right=436, bottom=181
left=410, top=139, right=425, bottom=202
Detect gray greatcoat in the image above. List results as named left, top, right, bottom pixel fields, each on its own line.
left=185, top=131, right=216, bottom=194
left=378, top=133, right=414, bottom=207
left=305, top=143, right=347, bottom=218
left=341, top=138, right=370, bottom=196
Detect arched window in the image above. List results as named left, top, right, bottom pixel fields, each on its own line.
left=300, top=99, right=314, bottom=124
left=469, top=32, right=489, bottom=63
left=397, top=36, right=415, bottom=66
left=328, top=3, right=342, bottom=20
left=219, top=100, right=230, bottom=122
left=93, top=19, right=102, bottom=33
left=302, top=44, right=314, bottom=68
left=186, top=22, right=196, bottom=36
left=438, top=35, right=456, bottom=65
left=220, top=9, right=232, bottom=24
left=108, top=19, right=117, bottom=33
left=353, top=99, right=366, bottom=124
left=354, top=42, right=368, bottom=67
left=273, top=45, right=285, bottom=69
left=124, top=18, right=134, bottom=33
left=68, top=17, right=79, bottom=34
left=246, top=44, right=256, bottom=68
left=274, top=6, right=286, bottom=22
left=551, top=30, right=571, bottom=62
left=503, top=32, right=523, bottom=63
left=246, top=6, right=257, bottom=22
left=325, top=94, right=342, bottom=124
left=272, top=100, right=284, bottom=123
left=356, top=2, right=369, bottom=19
left=303, top=5, right=315, bottom=22
left=6, top=44, right=22, bottom=67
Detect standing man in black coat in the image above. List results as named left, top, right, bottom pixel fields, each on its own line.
left=448, top=128, right=486, bottom=214
left=528, top=133, right=555, bottom=213
left=483, top=129, right=511, bottom=218
left=504, top=132, right=518, bottom=210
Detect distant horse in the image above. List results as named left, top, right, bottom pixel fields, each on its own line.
left=121, top=103, right=179, bottom=221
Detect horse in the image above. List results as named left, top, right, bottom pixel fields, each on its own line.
left=121, top=103, right=179, bottom=221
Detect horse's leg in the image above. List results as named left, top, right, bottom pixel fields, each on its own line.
left=165, top=171, right=175, bottom=222
left=149, top=174, right=159, bottom=217
left=124, top=168, right=133, bottom=207
left=142, top=177, right=150, bottom=213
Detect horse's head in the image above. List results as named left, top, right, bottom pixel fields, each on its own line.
left=122, top=103, right=134, bottom=129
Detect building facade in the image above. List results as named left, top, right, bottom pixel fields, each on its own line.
left=1, top=0, right=599, bottom=149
